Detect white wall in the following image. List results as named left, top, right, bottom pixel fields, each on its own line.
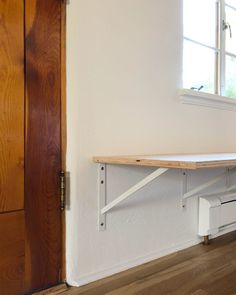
left=66, top=0, right=236, bottom=286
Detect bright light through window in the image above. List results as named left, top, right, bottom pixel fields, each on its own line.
left=226, top=0, right=236, bottom=6
left=184, top=0, right=217, bottom=47
left=183, top=0, right=236, bottom=99
left=183, top=40, right=215, bottom=93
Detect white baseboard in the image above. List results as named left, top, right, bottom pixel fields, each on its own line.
left=67, top=237, right=201, bottom=287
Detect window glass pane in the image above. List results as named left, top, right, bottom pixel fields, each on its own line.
left=226, top=0, right=236, bottom=8
left=183, top=40, right=215, bottom=93
left=225, top=55, right=236, bottom=98
left=226, top=6, right=236, bottom=54
left=184, top=0, right=217, bottom=47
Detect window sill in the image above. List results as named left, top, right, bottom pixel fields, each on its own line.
left=178, top=89, right=236, bottom=111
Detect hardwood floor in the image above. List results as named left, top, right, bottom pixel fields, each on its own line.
left=35, top=231, right=236, bottom=295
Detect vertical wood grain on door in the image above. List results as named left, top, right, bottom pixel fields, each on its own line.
left=0, top=0, right=24, bottom=212
left=25, top=0, right=62, bottom=291
left=0, top=211, right=25, bottom=295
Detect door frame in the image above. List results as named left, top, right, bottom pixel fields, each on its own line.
left=25, top=0, right=67, bottom=292
left=61, top=0, right=67, bottom=284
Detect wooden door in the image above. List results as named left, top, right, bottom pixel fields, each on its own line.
left=0, top=0, right=64, bottom=294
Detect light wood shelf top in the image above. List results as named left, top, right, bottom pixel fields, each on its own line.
left=93, top=153, right=236, bottom=170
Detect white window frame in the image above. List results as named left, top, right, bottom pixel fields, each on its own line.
left=179, top=0, right=236, bottom=111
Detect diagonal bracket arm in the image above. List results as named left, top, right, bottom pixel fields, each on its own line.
left=98, top=165, right=168, bottom=230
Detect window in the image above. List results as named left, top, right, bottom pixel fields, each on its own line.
left=183, top=0, right=236, bottom=99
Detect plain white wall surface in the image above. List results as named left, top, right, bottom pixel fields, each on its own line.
left=66, top=0, right=236, bottom=286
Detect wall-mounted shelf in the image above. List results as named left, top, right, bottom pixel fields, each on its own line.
left=94, top=153, right=236, bottom=231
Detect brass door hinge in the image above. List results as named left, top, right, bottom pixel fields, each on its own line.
left=60, top=171, right=66, bottom=211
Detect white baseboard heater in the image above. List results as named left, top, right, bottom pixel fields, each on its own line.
left=199, top=190, right=236, bottom=243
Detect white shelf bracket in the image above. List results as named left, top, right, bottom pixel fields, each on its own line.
left=181, top=170, right=188, bottom=209
left=181, top=167, right=236, bottom=208
left=98, top=165, right=168, bottom=231
left=98, top=164, right=106, bottom=231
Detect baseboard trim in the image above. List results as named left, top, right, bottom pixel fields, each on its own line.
left=67, top=237, right=201, bottom=287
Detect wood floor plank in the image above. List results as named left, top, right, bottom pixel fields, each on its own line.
left=202, top=270, right=236, bottom=295
left=106, top=240, right=236, bottom=295
left=191, top=291, right=209, bottom=295
left=33, top=283, right=68, bottom=294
